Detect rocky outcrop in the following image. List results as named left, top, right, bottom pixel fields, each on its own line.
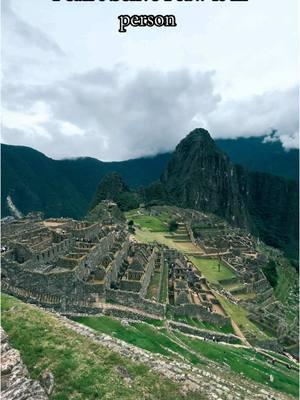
left=161, top=129, right=298, bottom=257
left=1, top=327, right=48, bottom=400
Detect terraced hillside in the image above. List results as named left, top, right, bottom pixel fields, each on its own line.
left=1, top=294, right=203, bottom=400
left=126, top=206, right=299, bottom=351
left=1, top=294, right=298, bottom=399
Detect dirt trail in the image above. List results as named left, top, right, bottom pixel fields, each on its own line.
left=231, top=320, right=250, bottom=346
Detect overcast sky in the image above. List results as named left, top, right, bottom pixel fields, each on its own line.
left=1, top=0, right=299, bottom=161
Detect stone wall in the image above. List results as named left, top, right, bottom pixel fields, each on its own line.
left=71, top=222, right=102, bottom=241
left=34, top=238, right=76, bottom=264
left=186, top=223, right=196, bottom=245
left=157, top=253, right=165, bottom=302
left=2, top=255, right=106, bottom=302
left=167, top=303, right=229, bottom=326
left=2, top=260, right=77, bottom=297
left=169, top=321, right=240, bottom=344
left=106, top=289, right=165, bottom=317
left=105, top=238, right=130, bottom=288
left=139, top=249, right=156, bottom=298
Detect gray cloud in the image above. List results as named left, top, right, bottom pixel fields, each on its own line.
left=2, top=67, right=220, bottom=160
left=2, top=66, right=298, bottom=161
left=2, top=0, right=64, bottom=57
left=1, top=0, right=298, bottom=160
left=204, top=86, right=299, bottom=150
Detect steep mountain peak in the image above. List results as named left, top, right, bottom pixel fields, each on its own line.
left=161, top=128, right=249, bottom=227
left=175, top=128, right=225, bottom=160
left=183, top=128, right=213, bottom=143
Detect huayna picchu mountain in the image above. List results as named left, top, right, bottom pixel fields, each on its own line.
left=161, top=129, right=249, bottom=227
left=160, top=129, right=299, bottom=258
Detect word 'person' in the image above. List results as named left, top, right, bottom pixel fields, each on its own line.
left=118, top=14, right=177, bottom=33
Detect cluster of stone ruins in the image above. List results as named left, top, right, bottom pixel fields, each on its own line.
left=1, top=204, right=297, bottom=351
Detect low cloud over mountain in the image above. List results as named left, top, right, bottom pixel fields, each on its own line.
left=2, top=66, right=298, bottom=161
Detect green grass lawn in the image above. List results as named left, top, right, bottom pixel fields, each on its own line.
left=133, top=215, right=169, bottom=232
left=171, top=316, right=236, bottom=335
left=72, top=315, right=202, bottom=365
left=175, top=332, right=299, bottom=398
left=190, top=257, right=236, bottom=284
left=71, top=315, right=299, bottom=397
left=1, top=294, right=204, bottom=400
left=234, top=292, right=257, bottom=301
left=126, top=211, right=172, bottom=232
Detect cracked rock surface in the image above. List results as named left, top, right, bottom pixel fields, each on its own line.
left=1, top=327, right=48, bottom=400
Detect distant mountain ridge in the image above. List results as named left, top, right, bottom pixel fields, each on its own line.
left=216, top=136, right=299, bottom=181
left=1, top=134, right=298, bottom=219
left=1, top=144, right=170, bottom=219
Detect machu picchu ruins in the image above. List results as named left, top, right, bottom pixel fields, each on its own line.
left=1, top=170, right=299, bottom=400
left=2, top=203, right=298, bottom=357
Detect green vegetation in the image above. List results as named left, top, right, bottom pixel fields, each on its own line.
left=75, top=313, right=298, bottom=397
left=133, top=215, right=168, bottom=232
left=275, top=260, right=298, bottom=304
left=168, top=219, right=179, bottom=232
left=262, top=259, right=278, bottom=288
left=126, top=210, right=172, bottom=232
left=234, top=292, right=257, bottom=301
left=190, top=257, right=236, bottom=284
left=1, top=294, right=204, bottom=400
left=175, top=332, right=299, bottom=397
left=3, top=294, right=298, bottom=398
left=72, top=316, right=202, bottom=365
left=87, top=200, right=125, bottom=224
left=91, top=172, right=139, bottom=212
left=1, top=144, right=171, bottom=219
left=135, top=228, right=200, bottom=254
left=215, top=294, right=270, bottom=340
left=170, top=316, right=235, bottom=335
left=216, top=136, right=299, bottom=181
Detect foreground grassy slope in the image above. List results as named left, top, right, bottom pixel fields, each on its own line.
left=74, top=315, right=298, bottom=397
left=1, top=294, right=204, bottom=400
